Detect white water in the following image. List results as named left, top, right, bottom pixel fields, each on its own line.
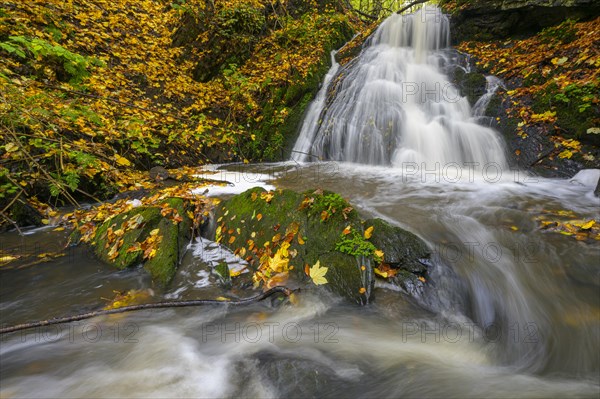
left=292, top=7, right=508, bottom=170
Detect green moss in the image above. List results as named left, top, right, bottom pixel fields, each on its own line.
left=91, top=197, right=192, bottom=285
left=143, top=217, right=180, bottom=285
left=214, top=262, right=232, bottom=288
left=532, top=82, right=597, bottom=138
left=93, top=207, right=162, bottom=270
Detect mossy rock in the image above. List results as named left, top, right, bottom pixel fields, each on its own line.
left=91, top=198, right=193, bottom=285
left=212, top=187, right=429, bottom=304
left=364, top=218, right=430, bottom=274
left=93, top=207, right=162, bottom=270
left=453, top=69, right=487, bottom=106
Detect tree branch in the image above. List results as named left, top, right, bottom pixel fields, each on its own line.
left=343, top=0, right=378, bottom=20
left=0, top=286, right=294, bottom=334
left=396, top=0, right=430, bottom=14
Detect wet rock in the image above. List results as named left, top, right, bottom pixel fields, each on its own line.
left=252, top=351, right=349, bottom=398
left=7, top=200, right=43, bottom=228
left=211, top=187, right=430, bottom=304
left=91, top=198, right=193, bottom=285
left=214, top=262, right=232, bottom=288
left=452, top=69, right=487, bottom=106
left=442, top=0, right=600, bottom=43
left=364, top=218, right=430, bottom=274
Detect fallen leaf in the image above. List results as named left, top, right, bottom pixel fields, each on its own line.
left=581, top=220, right=595, bottom=230
left=309, top=260, right=328, bottom=285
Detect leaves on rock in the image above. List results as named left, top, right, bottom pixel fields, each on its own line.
left=309, top=260, right=328, bottom=285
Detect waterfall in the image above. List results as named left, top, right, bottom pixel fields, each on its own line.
left=292, top=7, right=508, bottom=171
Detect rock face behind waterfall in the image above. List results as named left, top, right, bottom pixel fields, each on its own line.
left=440, top=0, right=600, bottom=42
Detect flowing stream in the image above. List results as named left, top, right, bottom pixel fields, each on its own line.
left=1, top=7, right=599, bottom=399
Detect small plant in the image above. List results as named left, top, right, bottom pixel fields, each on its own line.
left=335, top=229, right=381, bottom=261
left=0, top=36, right=104, bottom=83
left=554, top=83, right=597, bottom=113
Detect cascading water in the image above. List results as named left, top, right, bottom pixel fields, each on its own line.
left=292, top=7, right=508, bottom=170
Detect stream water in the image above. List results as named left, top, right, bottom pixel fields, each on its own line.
left=1, top=7, right=599, bottom=399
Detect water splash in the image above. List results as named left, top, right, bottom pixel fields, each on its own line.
left=292, top=7, right=508, bottom=170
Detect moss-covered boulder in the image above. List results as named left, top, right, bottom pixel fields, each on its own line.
left=365, top=218, right=430, bottom=274
left=91, top=198, right=193, bottom=285
left=452, top=69, right=487, bottom=106
left=210, top=187, right=430, bottom=304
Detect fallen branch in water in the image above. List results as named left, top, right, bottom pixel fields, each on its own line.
left=0, top=286, right=293, bottom=335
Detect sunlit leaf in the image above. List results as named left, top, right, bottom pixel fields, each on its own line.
left=309, top=260, right=328, bottom=285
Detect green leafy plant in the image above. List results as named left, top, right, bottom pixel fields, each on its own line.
left=335, top=229, right=380, bottom=261
left=0, top=36, right=105, bottom=83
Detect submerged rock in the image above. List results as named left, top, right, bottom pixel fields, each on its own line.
left=210, top=187, right=430, bottom=304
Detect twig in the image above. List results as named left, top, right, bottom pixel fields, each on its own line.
left=0, top=286, right=294, bottom=334
left=0, top=210, right=22, bottom=235
left=396, top=0, right=430, bottom=14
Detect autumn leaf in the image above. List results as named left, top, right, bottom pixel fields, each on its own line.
left=268, top=250, right=289, bottom=273
left=115, top=154, right=131, bottom=167
left=374, top=267, right=388, bottom=278
left=309, top=260, right=328, bottom=285
left=260, top=191, right=274, bottom=203
left=581, top=220, right=595, bottom=230
left=266, top=272, right=289, bottom=289
left=364, top=226, right=374, bottom=239
left=279, top=241, right=290, bottom=257
left=342, top=225, right=352, bottom=235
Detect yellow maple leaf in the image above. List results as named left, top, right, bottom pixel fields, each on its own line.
left=309, top=260, right=328, bottom=285
left=268, top=251, right=289, bottom=273
left=364, top=226, right=374, bottom=239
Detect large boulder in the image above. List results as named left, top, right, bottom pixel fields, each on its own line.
left=90, top=198, right=193, bottom=285
left=209, top=187, right=431, bottom=304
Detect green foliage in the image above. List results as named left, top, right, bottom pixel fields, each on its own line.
left=217, top=2, right=266, bottom=36
left=0, top=168, right=19, bottom=201
left=554, top=83, right=597, bottom=114
left=49, top=171, right=80, bottom=197
left=314, top=193, right=350, bottom=216
left=0, top=36, right=104, bottom=83
left=335, top=230, right=380, bottom=260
